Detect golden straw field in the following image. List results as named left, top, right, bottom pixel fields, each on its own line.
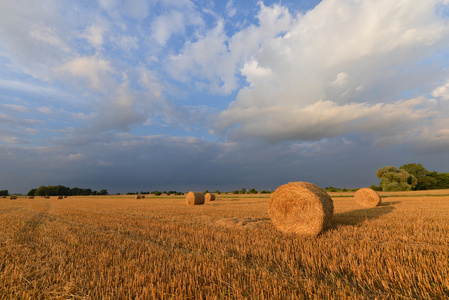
left=1, top=191, right=449, bottom=299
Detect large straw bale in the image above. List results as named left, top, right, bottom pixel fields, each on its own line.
left=205, top=193, right=216, bottom=201
left=354, top=188, right=381, bottom=208
left=135, top=195, right=141, bottom=199
left=186, top=191, right=205, bottom=206
left=9, top=195, right=17, bottom=200
left=57, top=195, right=63, bottom=199
left=268, top=181, right=333, bottom=236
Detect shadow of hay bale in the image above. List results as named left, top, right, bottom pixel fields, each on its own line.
left=332, top=206, right=395, bottom=227
left=380, top=201, right=401, bottom=206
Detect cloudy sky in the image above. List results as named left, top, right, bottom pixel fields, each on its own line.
left=1, top=0, right=449, bottom=194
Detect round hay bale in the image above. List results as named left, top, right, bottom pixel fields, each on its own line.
left=29, top=196, right=34, bottom=199
left=354, top=188, right=381, bottom=208
left=186, top=191, right=205, bottom=206
left=268, top=181, right=334, bottom=236
left=205, top=193, right=215, bottom=201
left=135, top=195, right=141, bottom=199
left=57, top=195, right=63, bottom=199
left=9, top=195, right=17, bottom=200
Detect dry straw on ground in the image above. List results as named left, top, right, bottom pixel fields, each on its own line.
left=354, top=188, right=381, bottom=208
left=186, top=192, right=205, bottom=206
left=268, top=181, right=334, bottom=236
left=205, top=193, right=216, bottom=201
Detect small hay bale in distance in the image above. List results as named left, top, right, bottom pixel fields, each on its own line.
left=57, top=195, right=63, bottom=199
left=9, top=195, right=17, bottom=200
left=141, top=195, right=145, bottom=199
left=354, top=188, right=381, bottom=208
left=135, top=195, right=141, bottom=199
left=268, top=181, right=334, bottom=236
left=205, top=193, right=216, bottom=201
left=186, top=191, right=205, bottom=206
left=29, top=196, right=34, bottom=199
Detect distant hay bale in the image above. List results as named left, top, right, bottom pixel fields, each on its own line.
left=205, top=193, right=216, bottom=201
left=141, top=195, right=145, bottom=199
left=44, top=196, right=50, bottom=199
left=9, top=195, right=17, bottom=200
left=354, top=188, right=381, bottom=208
left=64, top=196, right=67, bottom=198
left=186, top=191, right=205, bottom=206
left=135, top=195, right=141, bottom=199
left=268, top=181, right=334, bottom=236
left=57, top=196, right=63, bottom=199
left=1, top=196, right=6, bottom=198
left=29, top=196, right=34, bottom=199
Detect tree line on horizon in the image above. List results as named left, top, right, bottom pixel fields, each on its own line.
left=372, top=163, right=449, bottom=191
left=26, top=185, right=108, bottom=196
left=2, top=163, right=448, bottom=197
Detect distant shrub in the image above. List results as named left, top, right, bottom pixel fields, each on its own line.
left=369, top=185, right=382, bottom=191
left=260, top=190, right=271, bottom=194
left=248, top=188, right=258, bottom=194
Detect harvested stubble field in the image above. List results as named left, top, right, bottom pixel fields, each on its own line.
left=1, top=191, right=449, bottom=299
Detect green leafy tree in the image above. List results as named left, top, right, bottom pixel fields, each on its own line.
left=35, top=185, right=47, bottom=196
left=27, top=189, right=37, bottom=196
left=325, top=187, right=338, bottom=192
left=248, top=188, right=258, bottom=194
left=399, top=163, right=437, bottom=190
left=0, top=190, right=8, bottom=196
left=239, top=188, right=246, bottom=194
left=376, top=166, right=397, bottom=179
left=376, top=166, right=418, bottom=191
left=369, top=185, right=382, bottom=191
left=431, top=173, right=449, bottom=189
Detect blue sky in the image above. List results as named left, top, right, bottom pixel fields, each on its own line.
left=1, top=0, right=449, bottom=194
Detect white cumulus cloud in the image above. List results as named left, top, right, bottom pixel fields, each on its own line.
left=210, top=0, right=449, bottom=149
